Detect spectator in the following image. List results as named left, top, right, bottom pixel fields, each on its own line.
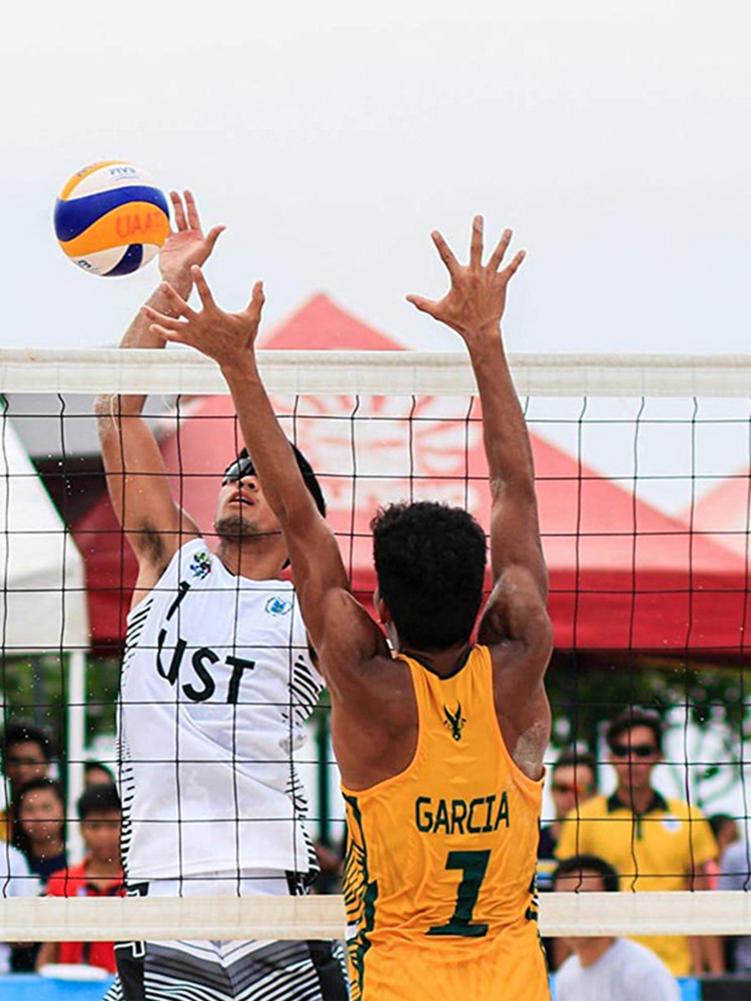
left=704, top=814, right=738, bottom=894
left=36, top=783, right=124, bottom=975
left=1, top=720, right=53, bottom=845
left=718, top=836, right=751, bottom=973
left=84, top=761, right=115, bottom=788
left=538, top=748, right=597, bottom=888
left=709, top=813, right=739, bottom=857
left=0, top=842, right=39, bottom=974
left=556, top=708, right=720, bottom=977
left=538, top=749, right=598, bottom=972
left=15, top=777, right=67, bottom=883
left=553, top=854, right=680, bottom=1001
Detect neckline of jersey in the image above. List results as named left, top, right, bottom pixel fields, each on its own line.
left=605, top=788, right=669, bottom=815
left=405, top=646, right=473, bottom=680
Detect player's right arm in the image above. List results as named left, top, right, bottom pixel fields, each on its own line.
left=142, top=272, right=404, bottom=787
left=408, top=217, right=552, bottom=776
left=95, top=192, right=223, bottom=594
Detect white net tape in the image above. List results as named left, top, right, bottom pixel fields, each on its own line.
left=1, top=891, right=750, bottom=942
left=2, top=347, right=751, bottom=396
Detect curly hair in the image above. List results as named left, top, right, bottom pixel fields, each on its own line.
left=371, top=501, right=487, bottom=650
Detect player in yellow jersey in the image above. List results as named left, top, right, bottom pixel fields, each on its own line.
left=145, top=216, right=554, bottom=1001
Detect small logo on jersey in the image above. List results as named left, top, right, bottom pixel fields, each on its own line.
left=266, top=595, right=293, bottom=617
left=443, top=702, right=466, bottom=742
left=662, top=815, right=682, bottom=833
left=190, top=551, right=212, bottom=579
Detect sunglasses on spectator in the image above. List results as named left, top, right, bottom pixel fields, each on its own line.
left=610, top=743, right=658, bottom=758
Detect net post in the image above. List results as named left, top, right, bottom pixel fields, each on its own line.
left=66, top=648, right=86, bottom=861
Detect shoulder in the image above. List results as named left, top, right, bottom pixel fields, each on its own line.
left=563, top=795, right=608, bottom=820
left=722, top=839, right=748, bottom=867
left=556, top=797, right=608, bottom=856
left=612, top=938, right=671, bottom=973
left=45, top=863, right=84, bottom=896
left=0, top=842, right=30, bottom=876
left=136, top=537, right=210, bottom=595
left=663, top=797, right=703, bottom=819
left=554, top=954, right=582, bottom=993
left=613, top=940, right=680, bottom=995
left=317, top=589, right=390, bottom=672
left=611, top=938, right=656, bottom=963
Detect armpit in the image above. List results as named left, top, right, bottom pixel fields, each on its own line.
left=510, top=719, right=547, bottom=780
left=134, top=519, right=167, bottom=565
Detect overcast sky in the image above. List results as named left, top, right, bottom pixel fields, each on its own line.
left=3, top=0, right=749, bottom=355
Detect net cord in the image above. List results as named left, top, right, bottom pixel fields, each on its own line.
left=2, top=349, right=751, bottom=397
left=0, top=892, right=749, bottom=941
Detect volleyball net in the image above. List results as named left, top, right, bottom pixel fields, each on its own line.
left=2, top=347, right=751, bottom=941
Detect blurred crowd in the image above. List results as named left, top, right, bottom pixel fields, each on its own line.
left=2, top=710, right=751, bottom=994
left=0, top=720, right=123, bottom=977
left=315, top=707, right=751, bottom=999
left=538, top=708, right=750, bottom=998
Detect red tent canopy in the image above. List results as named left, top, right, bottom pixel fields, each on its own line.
left=687, top=471, right=751, bottom=560
left=73, top=294, right=749, bottom=651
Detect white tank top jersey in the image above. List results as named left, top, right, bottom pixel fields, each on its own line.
left=117, top=538, right=323, bottom=885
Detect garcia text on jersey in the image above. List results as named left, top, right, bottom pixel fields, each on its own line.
left=415, top=792, right=510, bottom=836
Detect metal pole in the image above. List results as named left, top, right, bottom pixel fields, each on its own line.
left=66, top=649, right=86, bottom=862
left=315, top=707, right=330, bottom=847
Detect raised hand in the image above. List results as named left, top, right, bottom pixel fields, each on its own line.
left=158, top=191, right=225, bottom=287
left=143, top=265, right=265, bottom=369
left=406, top=216, right=525, bottom=344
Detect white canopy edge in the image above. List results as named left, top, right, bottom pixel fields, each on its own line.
left=2, top=348, right=751, bottom=397
left=0, top=891, right=748, bottom=941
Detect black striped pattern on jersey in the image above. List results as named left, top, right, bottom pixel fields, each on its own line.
left=117, top=731, right=136, bottom=883
left=117, top=600, right=151, bottom=884
left=283, top=656, right=323, bottom=726
left=342, top=793, right=378, bottom=1001
left=284, top=769, right=319, bottom=879
left=122, top=597, right=154, bottom=674
left=104, top=937, right=348, bottom=1000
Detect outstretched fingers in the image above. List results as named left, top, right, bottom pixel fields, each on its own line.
left=502, top=249, right=526, bottom=280
left=469, top=215, right=484, bottom=269
left=487, top=228, right=513, bottom=272
left=191, top=266, right=216, bottom=309
left=405, top=294, right=438, bottom=317
left=150, top=322, right=186, bottom=345
left=142, top=305, right=184, bottom=331
left=246, top=280, right=265, bottom=319
left=431, top=231, right=460, bottom=279
left=159, top=282, right=196, bottom=318
left=184, top=190, right=201, bottom=231
left=204, top=225, right=225, bottom=254
left=170, top=191, right=187, bottom=232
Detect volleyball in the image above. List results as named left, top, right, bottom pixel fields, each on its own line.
left=54, top=161, right=170, bottom=277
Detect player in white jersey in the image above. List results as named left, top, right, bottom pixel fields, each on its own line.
left=96, top=191, right=347, bottom=1001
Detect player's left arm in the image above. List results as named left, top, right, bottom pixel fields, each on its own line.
left=407, top=218, right=552, bottom=773
left=143, top=269, right=385, bottom=682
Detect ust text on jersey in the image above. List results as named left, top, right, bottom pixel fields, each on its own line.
left=154, top=580, right=256, bottom=704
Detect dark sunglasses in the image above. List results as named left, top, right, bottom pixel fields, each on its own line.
left=611, top=743, right=658, bottom=759
left=222, top=457, right=256, bottom=485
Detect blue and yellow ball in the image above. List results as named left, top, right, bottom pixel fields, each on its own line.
left=54, top=161, right=170, bottom=276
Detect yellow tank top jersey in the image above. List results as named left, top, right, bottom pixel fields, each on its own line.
left=342, top=646, right=549, bottom=1001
